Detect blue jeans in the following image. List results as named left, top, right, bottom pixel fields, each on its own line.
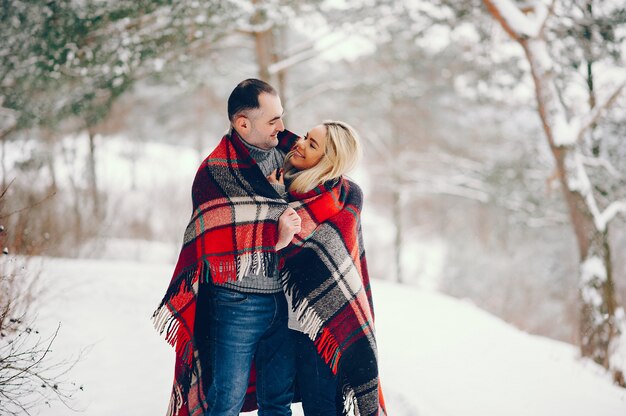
left=292, top=330, right=338, bottom=416
left=205, top=287, right=295, bottom=416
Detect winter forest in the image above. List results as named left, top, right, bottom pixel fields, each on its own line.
left=1, top=0, right=626, bottom=415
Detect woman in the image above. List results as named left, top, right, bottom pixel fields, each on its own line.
left=267, top=121, right=387, bottom=416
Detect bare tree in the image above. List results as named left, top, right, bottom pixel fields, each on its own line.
left=0, top=323, right=83, bottom=415
left=0, top=184, right=83, bottom=413
left=482, top=0, right=626, bottom=385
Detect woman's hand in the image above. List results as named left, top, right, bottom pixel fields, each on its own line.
left=267, top=168, right=284, bottom=185
left=276, top=207, right=301, bottom=250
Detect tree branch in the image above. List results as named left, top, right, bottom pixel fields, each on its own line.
left=286, top=80, right=357, bottom=111
left=570, top=150, right=624, bottom=232
left=483, top=0, right=535, bottom=40
left=534, top=0, right=556, bottom=37
left=599, top=200, right=626, bottom=227
left=581, top=155, right=622, bottom=179
left=268, top=34, right=348, bottom=75
left=0, top=191, right=56, bottom=220
left=576, top=80, right=626, bottom=144
left=404, top=173, right=491, bottom=203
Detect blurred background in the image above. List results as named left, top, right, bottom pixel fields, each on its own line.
left=1, top=0, right=625, bottom=415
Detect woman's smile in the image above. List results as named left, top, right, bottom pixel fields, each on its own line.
left=288, top=125, right=327, bottom=170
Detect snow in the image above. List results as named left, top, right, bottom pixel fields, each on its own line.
left=25, top=253, right=626, bottom=416
left=487, top=0, right=548, bottom=39
left=78, top=238, right=179, bottom=263
left=488, top=0, right=536, bottom=38
left=580, top=256, right=606, bottom=314
left=402, top=238, right=447, bottom=291
left=375, top=283, right=626, bottom=416
left=416, top=25, right=450, bottom=55
left=523, top=37, right=582, bottom=149
left=610, top=308, right=626, bottom=379
left=581, top=256, right=607, bottom=286
left=316, top=33, right=375, bottom=63
left=599, top=201, right=626, bottom=230
left=552, top=115, right=580, bottom=148
left=568, top=151, right=626, bottom=232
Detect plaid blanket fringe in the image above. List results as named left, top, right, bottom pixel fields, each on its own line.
left=153, top=259, right=209, bottom=360
left=280, top=178, right=387, bottom=416
left=152, top=129, right=299, bottom=416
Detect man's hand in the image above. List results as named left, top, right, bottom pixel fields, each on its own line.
left=276, top=207, right=301, bottom=250
left=267, top=168, right=284, bottom=185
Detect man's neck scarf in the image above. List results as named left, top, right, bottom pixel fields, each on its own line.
left=153, top=128, right=298, bottom=416
left=280, top=177, right=387, bottom=416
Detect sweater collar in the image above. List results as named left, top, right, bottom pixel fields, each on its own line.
left=230, top=127, right=273, bottom=164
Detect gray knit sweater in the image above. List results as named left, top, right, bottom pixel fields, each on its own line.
left=216, top=133, right=286, bottom=294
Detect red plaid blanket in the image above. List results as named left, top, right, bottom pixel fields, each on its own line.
left=153, top=129, right=298, bottom=416
left=280, top=177, right=387, bottom=416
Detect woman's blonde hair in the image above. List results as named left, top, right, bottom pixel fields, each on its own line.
left=287, top=120, right=362, bottom=193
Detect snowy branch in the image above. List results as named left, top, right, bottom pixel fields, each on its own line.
left=86, top=6, right=172, bottom=42
left=402, top=181, right=491, bottom=203
left=581, top=156, right=622, bottom=179
left=522, top=37, right=572, bottom=148
left=235, top=19, right=275, bottom=34
left=501, top=196, right=569, bottom=227
left=483, top=0, right=552, bottom=40
left=551, top=79, right=625, bottom=147
left=268, top=34, right=348, bottom=75
left=404, top=172, right=491, bottom=203
left=575, top=80, right=626, bottom=144
left=533, top=0, right=554, bottom=37
left=286, top=80, right=358, bottom=111
left=433, top=153, right=486, bottom=173
left=599, top=201, right=626, bottom=227
left=268, top=47, right=321, bottom=75
left=570, top=151, right=624, bottom=232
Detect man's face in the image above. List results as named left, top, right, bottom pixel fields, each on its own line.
left=241, top=93, right=285, bottom=150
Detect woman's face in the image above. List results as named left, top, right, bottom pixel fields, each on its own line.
left=290, top=124, right=327, bottom=170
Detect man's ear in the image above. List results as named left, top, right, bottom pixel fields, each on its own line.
left=234, top=115, right=249, bottom=133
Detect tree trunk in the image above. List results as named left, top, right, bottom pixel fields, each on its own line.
left=87, top=128, right=100, bottom=219
left=0, top=126, right=16, bottom=191
left=392, top=187, right=403, bottom=284
left=275, top=25, right=288, bottom=125
left=579, top=233, right=613, bottom=358
left=61, top=141, right=84, bottom=249
left=520, top=38, right=623, bottom=381
left=582, top=0, right=600, bottom=157
left=41, top=129, right=58, bottom=193
left=251, top=0, right=273, bottom=83
left=1, top=134, right=6, bottom=192
left=254, top=30, right=272, bottom=82
left=576, top=1, right=622, bottom=382
left=482, top=0, right=625, bottom=382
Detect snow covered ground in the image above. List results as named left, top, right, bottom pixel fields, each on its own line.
left=25, top=251, right=626, bottom=416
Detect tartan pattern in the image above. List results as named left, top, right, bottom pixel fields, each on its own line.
left=153, top=129, right=298, bottom=416
left=280, top=178, right=387, bottom=416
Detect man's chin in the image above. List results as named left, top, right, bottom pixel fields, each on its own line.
left=268, top=136, right=279, bottom=147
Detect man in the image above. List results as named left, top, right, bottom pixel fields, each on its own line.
left=154, top=79, right=301, bottom=416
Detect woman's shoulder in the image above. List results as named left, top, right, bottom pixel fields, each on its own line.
left=342, top=177, right=364, bottom=208
left=343, top=177, right=362, bottom=193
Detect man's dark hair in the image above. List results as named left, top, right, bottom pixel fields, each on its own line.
left=227, top=78, right=277, bottom=122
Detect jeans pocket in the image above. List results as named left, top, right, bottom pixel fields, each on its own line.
left=212, top=287, right=248, bottom=305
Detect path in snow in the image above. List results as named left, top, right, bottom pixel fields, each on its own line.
left=25, top=256, right=626, bottom=416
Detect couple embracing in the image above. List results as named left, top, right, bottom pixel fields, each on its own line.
left=153, top=79, right=386, bottom=416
